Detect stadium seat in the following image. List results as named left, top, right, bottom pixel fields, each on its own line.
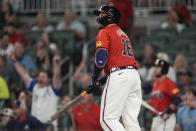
left=24, top=31, right=43, bottom=46
left=51, top=30, right=76, bottom=57
left=181, top=27, right=196, bottom=36
left=150, top=28, right=178, bottom=41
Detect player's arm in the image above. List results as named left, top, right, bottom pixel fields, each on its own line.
left=9, top=54, right=32, bottom=87
left=87, top=48, right=108, bottom=93
left=165, top=90, right=182, bottom=114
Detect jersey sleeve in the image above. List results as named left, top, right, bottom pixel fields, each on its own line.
left=166, top=82, right=180, bottom=97
left=96, top=30, right=109, bottom=49
left=28, top=79, right=37, bottom=92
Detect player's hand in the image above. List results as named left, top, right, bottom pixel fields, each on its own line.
left=161, top=113, right=170, bottom=121
left=160, top=108, right=172, bottom=120
left=86, top=85, right=94, bottom=94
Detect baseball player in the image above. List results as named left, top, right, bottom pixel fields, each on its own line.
left=149, top=59, right=181, bottom=131
left=86, top=5, right=142, bottom=131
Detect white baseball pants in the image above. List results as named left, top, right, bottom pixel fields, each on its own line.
left=151, top=113, right=176, bottom=131
left=100, top=69, right=142, bottom=131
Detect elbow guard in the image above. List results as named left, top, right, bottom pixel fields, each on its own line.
left=95, top=48, right=108, bottom=68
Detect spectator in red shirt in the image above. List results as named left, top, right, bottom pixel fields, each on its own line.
left=170, top=0, right=192, bottom=26
left=63, top=94, right=102, bottom=131
left=4, top=22, right=28, bottom=47
left=108, top=0, right=134, bottom=34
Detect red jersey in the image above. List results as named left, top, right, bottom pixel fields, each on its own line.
left=73, top=103, right=102, bottom=131
left=96, top=24, right=136, bottom=74
left=151, top=77, right=180, bottom=113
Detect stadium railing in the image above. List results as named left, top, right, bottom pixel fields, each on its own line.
left=5, top=0, right=196, bottom=15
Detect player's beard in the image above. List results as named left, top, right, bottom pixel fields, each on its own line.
left=97, top=23, right=104, bottom=29
left=156, top=73, right=162, bottom=78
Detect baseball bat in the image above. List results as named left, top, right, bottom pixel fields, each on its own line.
left=141, top=100, right=162, bottom=116
left=50, top=91, right=87, bottom=121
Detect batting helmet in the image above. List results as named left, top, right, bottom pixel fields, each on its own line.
left=93, top=5, right=121, bottom=25
left=155, top=59, right=169, bottom=75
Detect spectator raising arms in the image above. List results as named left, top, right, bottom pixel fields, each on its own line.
left=9, top=53, right=62, bottom=128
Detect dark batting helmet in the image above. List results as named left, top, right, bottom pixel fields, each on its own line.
left=155, top=59, right=169, bottom=75
left=93, top=5, right=121, bottom=25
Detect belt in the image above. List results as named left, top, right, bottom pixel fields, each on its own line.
left=107, top=65, right=135, bottom=76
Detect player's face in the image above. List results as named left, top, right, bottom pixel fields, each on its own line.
left=38, top=72, right=51, bottom=87
left=97, top=12, right=107, bottom=29
left=154, top=66, right=162, bottom=77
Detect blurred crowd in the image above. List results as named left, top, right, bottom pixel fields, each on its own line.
left=0, top=0, right=196, bottom=131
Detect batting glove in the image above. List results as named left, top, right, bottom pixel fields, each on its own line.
left=86, top=85, right=93, bottom=94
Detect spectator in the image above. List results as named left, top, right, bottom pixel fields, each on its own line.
left=175, top=87, right=196, bottom=131
left=192, top=61, right=196, bottom=83
left=161, top=0, right=192, bottom=33
left=6, top=100, right=46, bottom=131
left=35, top=40, right=52, bottom=71
left=0, top=108, right=13, bottom=130
left=9, top=54, right=62, bottom=128
left=40, top=32, right=58, bottom=54
left=138, top=44, right=156, bottom=83
left=0, top=55, right=18, bottom=101
left=0, top=75, right=10, bottom=109
left=57, top=9, right=87, bottom=40
left=108, top=0, right=134, bottom=34
left=161, top=9, right=185, bottom=33
left=0, top=76, right=10, bottom=99
left=0, top=55, right=7, bottom=74
left=12, top=41, right=37, bottom=75
left=58, top=95, right=74, bottom=131
left=1, top=2, right=14, bottom=25
left=4, top=22, right=28, bottom=47
left=0, top=32, right=14, bottom=56
left=63, top=94, right=102, bottom=131
left=174, top=54, right=188, bottom=74
left=177, top=69, right=195, bottom=96
left=18, top=90, right=32, bottom=113
left=32, top=13, right=54, bottom=32
left=171, top=0, right=192, bottom=26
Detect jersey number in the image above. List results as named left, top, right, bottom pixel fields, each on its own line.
left=122, top=38, right=133, bottom=57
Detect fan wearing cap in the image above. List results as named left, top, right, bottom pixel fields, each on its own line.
left=86, top=5, right=142, bottom=131
left=6, top=100, right=46, bottom=131
left=0, top=108, right=13, bottom=127
left=148, top=59, right=182, bottom=131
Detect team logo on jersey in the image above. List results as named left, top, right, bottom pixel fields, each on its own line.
left=96, top=41, right=102, bottom=47
left=172, top=88, right=179, bottom=94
